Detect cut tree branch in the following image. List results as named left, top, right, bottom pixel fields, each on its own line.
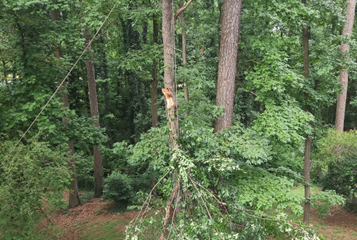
left=174, top=0, right=194, bottom=21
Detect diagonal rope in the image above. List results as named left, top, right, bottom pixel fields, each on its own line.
left=0, top=0, right=121, bottom=168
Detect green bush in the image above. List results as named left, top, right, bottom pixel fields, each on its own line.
left=311, top=190, right=345, bottom=217
left=103, top=171, right=134, bottom=203
left=313, top=129, right=357, bottom=197
left=103, top=171, right=151, bottom=211
left=312, top=129, right=357, bottom=184
left=321, top=156, right=357, bottom=197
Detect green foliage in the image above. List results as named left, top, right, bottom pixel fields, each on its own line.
left=230, top=165, right=303, bottom=215
left=102, top=171, right=150, bottom=209
left=126, top=147, right=320, bottom=240
left=1, top=0, right=355, bottom=238
left=75, top=153, right=95, bottom=190
left=321, top=158, right=357, bottom=197
left=128, top=127, right=170, bottom=174
left=79, top=192, right=94, bottom=204
left=67, top=116, right=108, bottom=147
left=313, top=129, right=357, bottom=193
left=102, top=141, right=132, bottom=172
left=312, top=129, right=355, bottom=213
left=253, top=102, right=314, bottom=146
left=103, top=171, right=134, bottom=203
left=180, top=122, right=272, bottom=166
left=314, top=129, right=357, bottom=167
left=0, top=138, right=70, bottom=239
left=310, top=190, right=345, bottom=218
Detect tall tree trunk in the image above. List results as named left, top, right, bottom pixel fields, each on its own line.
left=214, top=0, right=242, bottom=133
left=180, top=1, right=189, bottom=118
left=51, top=9, right=80, bottom=208
left=301, top=0, right=311, bottom=224
left=83, top=28, right=103, bottom=197
left=97, top=34, right=112, bottom=146
left=152, top=14, right=159, bottom=128
left=335, top=0, right=356, bottom=132
left=160, top=1, right=180, bottom=238
left=302, top=25, right=311, bottom=225
left=162, top=0, right=178, bottom=147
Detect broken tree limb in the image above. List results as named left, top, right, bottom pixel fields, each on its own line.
left=159, top=179, right=180, bottom=239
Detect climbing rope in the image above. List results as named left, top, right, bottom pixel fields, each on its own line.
left=0, top=0, right=121, bottom=168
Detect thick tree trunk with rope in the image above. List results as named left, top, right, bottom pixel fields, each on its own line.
left=335, top=0, right=356, bottom=132
left=83, top=28, right=103, bottom=197
left=214, top=0, right=242, bottom=133
left=51, top=9, right=80, bottom=208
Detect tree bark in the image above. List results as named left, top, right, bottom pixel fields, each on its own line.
left=335, top=0, right=356, bottom=132
left=214, top=0, right=242, bottom=133
left=83, top=28, right=103, bottom=197
left=301, top=0, right=311, bottom=223
left=160, top=1, right=180, bottom=238
left=162, top=0, right=178, bottom=147
left=151, top=14, right=159, bottom=128
left=303, top=137, right=311, bottom=223
left=51, top=9, right=80, bottom=208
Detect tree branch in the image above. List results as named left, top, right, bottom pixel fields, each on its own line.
left=174, top=0, right=194, bottom=21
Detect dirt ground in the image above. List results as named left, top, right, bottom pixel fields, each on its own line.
left=40, top=192, right=138, bottom=240
left=43, top=193, right=357, bottom=240
left=310, top=206, right=357, bottom=240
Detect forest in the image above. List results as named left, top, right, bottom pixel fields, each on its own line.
left=0, top=0, right=357, bottom=239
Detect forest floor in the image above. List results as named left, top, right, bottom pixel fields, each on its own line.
left=42, top=192, right=137, bottom=240
left=309, top=205, right=357, bottom=240
left=44, top=191, right=357, bottom=240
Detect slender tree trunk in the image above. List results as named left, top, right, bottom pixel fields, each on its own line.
left=214, top=0, right=242, bottom=133
left=83, top=28, right=103, bottom=197
left=151, top=14, right=159, bottom=128
left=51, top=9, right=80, bottom=208
left=335, top=0, right=356, bottom=132
left=302, top=26, right=311, bottom=224
left=98, top=34, right=112, bottom=146
left=303, top=136, right=311, bottom=223
left=301, top=0, right=311, bottom=223
left=180, top=1, right=189, bottom=118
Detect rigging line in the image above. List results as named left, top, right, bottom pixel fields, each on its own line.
left=0, top=0, right=121, bottom=168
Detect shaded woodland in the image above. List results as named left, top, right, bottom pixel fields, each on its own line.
left=0, top=0, right=356, bottom=239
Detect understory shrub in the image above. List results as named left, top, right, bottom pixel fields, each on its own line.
left=0, top=138, right=70, bottom=239
left=103, top=171, right=150, bottom=209
left=321, top=156, right=357, bottom=197
left=312, top=129, right=356, bottom=212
